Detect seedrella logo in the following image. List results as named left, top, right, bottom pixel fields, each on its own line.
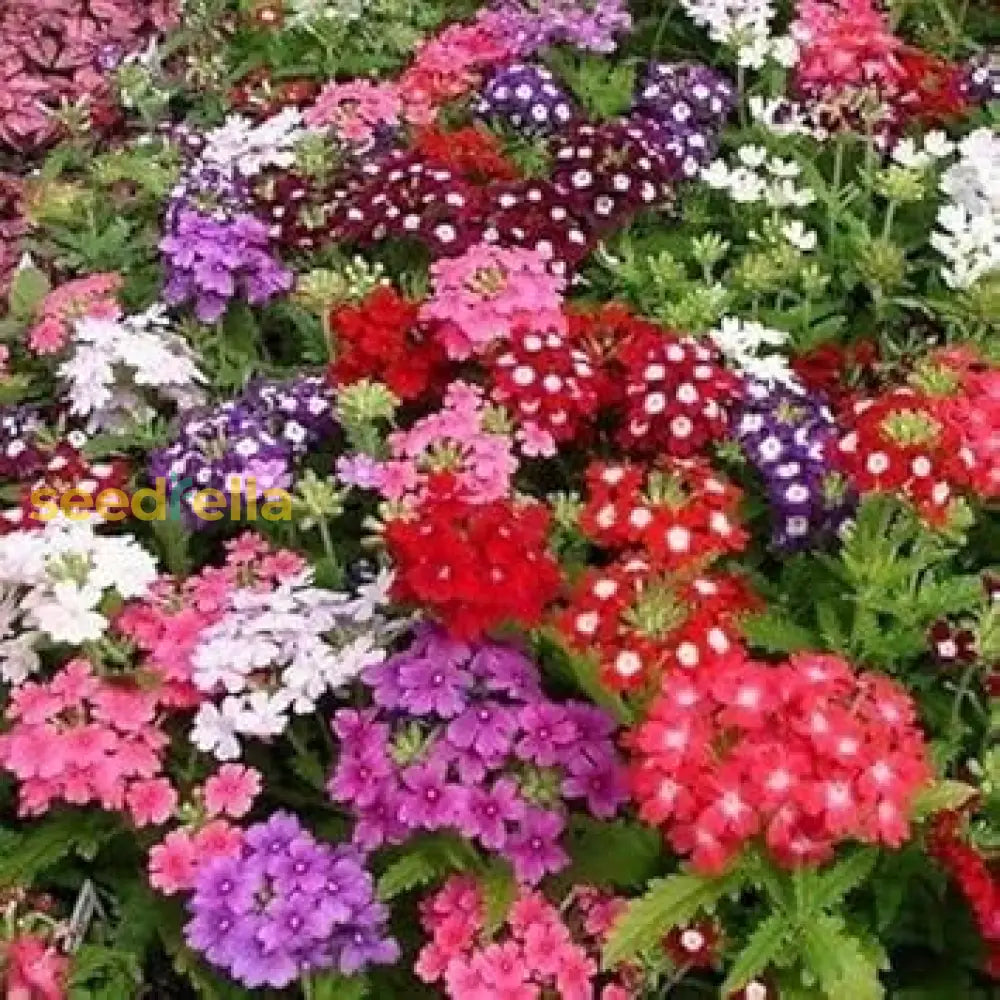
left=29, top=474, right=293, bottom=523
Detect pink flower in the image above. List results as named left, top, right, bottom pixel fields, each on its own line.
left=420, top=244, right=566, bottom=360
left=305, top=80, right=403, bottom=141
left=148, top=829, right=199, bottom=894
left=193, top=818, right=243, bottom=860
left=203, top=764, right=262, bottom=818
left=127, top=777, right=177, bottom=827
left=27, top=273, right=122, bottom=356
left=2, top=935, right=68, bottom=1000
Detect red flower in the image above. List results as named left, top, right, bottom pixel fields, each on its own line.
left=555, top=557, right=758, bottom=692
left=627, top=651, right=931, bottom=873
left=579, top=458, right=747, bottom=571
left=2, top=934, right=68, bottom=1000
left=835, top=388, right=973, bottom=523
left=385, top=477, right=561, bottom=638
left=614, top=325, right=742, bottom=457
left=414, top=126, right=520, bottom=183
left=488, top=316, right=608, bottom=452
left=329, top=286, right=448, bottom=401
left=928, top=812, right=1000, bottom=979
left=892, top=48, right=968, bottom=123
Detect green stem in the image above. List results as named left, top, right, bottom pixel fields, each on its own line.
left=950, top=661, right=981, bottom=740
left=882, top=201, right=898, bottom=240
left=827, top=138, right=846, bottom=247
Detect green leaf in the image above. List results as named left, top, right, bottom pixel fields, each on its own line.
left=911, top=780, right=977, bottom=820
left=311, top=973, right=369, bottom=1000
left=8, top=266, right=50, bottom=321
left=603, top=868, right=745, bottom=967
left=560, top=817, right=661, bottom=890
left=377, top=834, right=479, bottom=901
left=0, top=812, right=119, bottom=887
left=479, top=859, right=517, bottom=936
left=741, top=609, right=817, bottom=654
left=811, top=848, right=879, bottom=911
left=68, top=945, right=141, bottom=1000
left=801, top=915, right=884, bottom=1000
left=721, top=913, right=788, bottom=994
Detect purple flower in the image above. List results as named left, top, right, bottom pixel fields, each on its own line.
left=446, top=704, right=517, bottom=759
left=506, top=808, right=568, bottom=883
left=515, top=703, right=578, bottom=767
left=399, top=763, right=464, bottom=830
left=185, top=813, right=395, bottom=989
left=397, top=657, right=471, bottom=718
left=463, top=778, right=527, bottom=849
left=353, top=788, right=410, bottom=850
left=561, top=758, right=627, bottom=818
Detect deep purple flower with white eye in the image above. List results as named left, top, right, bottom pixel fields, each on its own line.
left=185, top=813, right=395, bottom=989
left=961, top=51, right=1000, bottom=103
left=476, top=63, right=575, bottom=135
left=736, top=380, right=856, bottom=551
left=634, top=61, right=736, bottom=127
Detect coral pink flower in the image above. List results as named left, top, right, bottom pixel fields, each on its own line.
left=203, top=764, right=262, bottom=819
left=148, top=829, right=199, bottom=894
left=304, top=80, right=403, bottom=142
left=127, top=777, right=178, bottom=827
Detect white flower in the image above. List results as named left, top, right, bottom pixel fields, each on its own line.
left=59, top=309, right=204, bottom=432
left=201, top=109, right=311, bottom=178
left=235, top=690, right=292, bottom=739
left=0, top=516, right=158, bottom=678
left=738, top=145, right=769, bottom=169
left=933, top=129, right=1000, bottom=288
left=701, top=160, right=731, bottom=189
left=191, top=702, right=244, bottom=761
left=709, top=316, right=800, bottom=388
left=782, top=219, right=818, bottom=251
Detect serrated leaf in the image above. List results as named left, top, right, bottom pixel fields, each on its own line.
left=911, top=780, right=977, bottom=820
left=377, top=834, right=479, bottom=900
left=479, top=859, right=517, bottom=936
left=741, top=610, right=817, bottom=654
left=603, top=868, right=745, bottom=967
left=0, top=812, right=119, bottom=887
left=801, top=915, right=884, bottom=1000
left=811, top=848, right=878, bottom=911
left=721, top=913, right=788, bottom=993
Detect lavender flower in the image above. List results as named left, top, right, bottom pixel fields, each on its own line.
left=736, top=380, right=856, bottom=551
left=328, top=624, right=627, bottom=883
left=492, top=0, right=632, bottom=54
left=185, top=813, right=397, bottom=989
left=475, top=63, right=575, bottom=134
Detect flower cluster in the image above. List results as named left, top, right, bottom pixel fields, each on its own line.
left=148, top=374, right=334, bottom=523
left=475, top=63, right=576, bottom=135
left=492, top=0, right=632, bottom=54
left=0, top=659, right=173, bottom=822
left=330, top=625, right=627, bottom=882
left=185, top=812, right=397, bottom=988
left=416, top=876, right=640, bottom=999
left=629, top=652, right=931, bottom=872
left=189, top=556, right=394, bottom=761
left=330, top=285, right=448, bottom=401
left=58, top=305, right=205, bottom=431
left=28, top=273, right=122, bottom=356
left=557, top=558, right=759, bottom=690
left=737, top=380, right=855, bottom=549
left=835, top=388, right=972, bottom=524
left=421, top=243, right=567, bottom=360
left=0, top=515, right=158, bottom=682
left=384, top=482, right=561, bottom=638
